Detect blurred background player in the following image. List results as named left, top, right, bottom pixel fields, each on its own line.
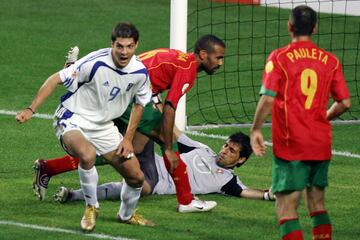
left=250, top=5, right=351, bottom=240
left=17, top=22, right=154, bottom=231
left=53, top=131, right=275, bottom=205
left=33, top=34, right=226, bottom=213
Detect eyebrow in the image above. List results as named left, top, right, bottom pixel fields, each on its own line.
left=229, top=146, right=236, bottom=153
left=115, top=42, right=135, bottom=47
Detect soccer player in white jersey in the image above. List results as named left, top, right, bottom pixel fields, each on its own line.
left=54, top=131, right=275, bottom=205
left=16, top=22, right=154, bottom=231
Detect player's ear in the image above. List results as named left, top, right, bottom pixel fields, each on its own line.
left=312, top=24, right=318, bottom=34
left=287, top=21, right=293, bottom=33
left=237, top=157, right=247, bottom=166
left=134, top=39, right=139, bottom=48
left=199, top=49, right=207, bottom=60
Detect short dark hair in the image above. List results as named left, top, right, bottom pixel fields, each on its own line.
left=289, top=5, right=317, bottom=37
left=194, top=34, right=225, bottom=54
left=228, top=132, right=253, bottom=167
left=111, top=22, right=139, bottom=43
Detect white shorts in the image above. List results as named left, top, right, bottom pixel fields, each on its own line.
left=53, top=106, right=123, bottom=155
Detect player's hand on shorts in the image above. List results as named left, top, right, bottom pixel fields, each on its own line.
left=268, top=187, right=276, bottom=201
left=117, top=138, right=134, bottom=159
left=250, top=129, right=266, bottom=156
left=15, top=108, right=34, bottom=123
left=164, top=149, right=179, bottom=173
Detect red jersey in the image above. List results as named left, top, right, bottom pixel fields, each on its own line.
left=261, top=41, right=350, bottom=161
left=138, top=48, right=197, bottom=109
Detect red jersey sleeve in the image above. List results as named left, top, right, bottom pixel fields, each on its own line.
left=331, top=61, right=350, bottom=101
left=260, top=49, right=284, bottom=97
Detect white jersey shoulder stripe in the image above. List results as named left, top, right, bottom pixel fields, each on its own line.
left=77, top=49, right=110, bottom=71
left=88, top=61, right=148, bottom=82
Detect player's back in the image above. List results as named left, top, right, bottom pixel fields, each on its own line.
left=270, top=41, right=343, bottom=160
left=138, top=48, right=197, bottom=94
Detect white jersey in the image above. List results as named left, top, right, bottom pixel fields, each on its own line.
left=152, top=134, right=248, bottom=195
left=56, top=48, right=151, bottom=123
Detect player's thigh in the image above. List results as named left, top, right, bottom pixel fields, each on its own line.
left=272, top=157, right=310, bottom=193
left=61, top=130, right=96, bottom=161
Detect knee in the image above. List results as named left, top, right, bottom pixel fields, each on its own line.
left=78, top=148, right=96, bottom=166
left=141, top=181, right=153, bottom=196
left=125, top=170, right=144, bottom=188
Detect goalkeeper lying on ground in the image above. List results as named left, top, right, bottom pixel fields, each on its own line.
left=50, top=131, right=275, bottom=203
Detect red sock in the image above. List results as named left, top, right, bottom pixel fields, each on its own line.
left=310, top=211, right=332, bottom=240
left=282, top=230, right=304, bottom=240
left=45, top=155, right=80, bottom=176
left=279, top=218, right=304, bottom=240
left=312, top=225, right=332, bottom=240
left=163, top=152, right=193, bottom=205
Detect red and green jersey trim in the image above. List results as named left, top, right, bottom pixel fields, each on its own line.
left=260, top=85, right=276, bottom=97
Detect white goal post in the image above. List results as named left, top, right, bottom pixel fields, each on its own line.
left=170, top=0, right=188, bottom=131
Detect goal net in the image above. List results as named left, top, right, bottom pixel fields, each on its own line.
left=186, top=0, right=360, bottom=127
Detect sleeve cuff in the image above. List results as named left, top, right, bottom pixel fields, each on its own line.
left=260, top=85, right=276, bottom=97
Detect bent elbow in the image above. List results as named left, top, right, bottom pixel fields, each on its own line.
left=342, top=98, right=351, bottom=110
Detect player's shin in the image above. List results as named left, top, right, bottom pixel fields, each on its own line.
left=279, top=218, right=304, bottom=240
left=118, top=181, right=142, bottom=220
left=310, top=210, right=332, bottom=240
left=78, top=165, right=99, bottom=208
left=162, top=145, right=193, bottom=205
left=45, top=155, right=79, bottom=176
left=43, top=155, right=106, bottom=176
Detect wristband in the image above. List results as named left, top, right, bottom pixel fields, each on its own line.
left=263, top=191, right=269, bottom=200
left=26, top=107, right=36, bottom=114
left=151, top=94, right=162, bottom=104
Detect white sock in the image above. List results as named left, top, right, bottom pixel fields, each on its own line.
left=71, top=182, right=123, bottom=201
left=78, top=165, right=99, bottom=208
left=118, top=181, right=142, bottom=221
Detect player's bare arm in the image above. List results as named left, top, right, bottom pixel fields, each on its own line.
left=326, top=98, right=351, bottom=121
left=240, top=188, right=275, bottom=201
left=16, top=73, right=62, bottom=123
left=162, top=102, right=179, bottom=173
left=250, top=95, right=274, bottom=156
left=117, top=103, right=145, bottom=159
